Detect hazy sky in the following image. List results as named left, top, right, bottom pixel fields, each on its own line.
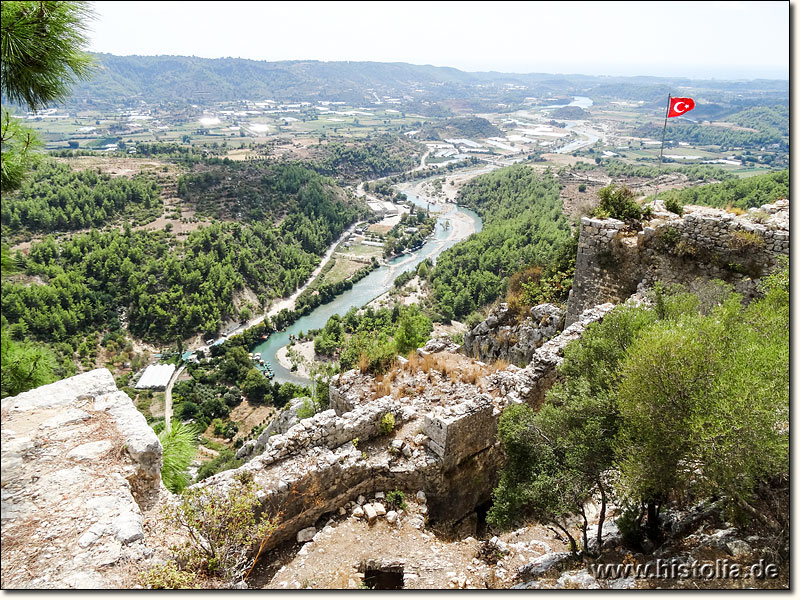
left=87, top=1, right=789, bottom=80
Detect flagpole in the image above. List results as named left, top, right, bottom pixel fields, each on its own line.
left=654, top=94, right=671, bottom=204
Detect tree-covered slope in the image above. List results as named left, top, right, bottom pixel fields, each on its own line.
left=2, top=163, right=361, bottom=344
left=1, top=160, right=162, bottom=235
left=56, top=54, right=789, bottom=109
left=657, top=169, right=788, bottom=210
left=430, top=165, right=572, bottom=320
left=419, top=117, right=503, bottom=141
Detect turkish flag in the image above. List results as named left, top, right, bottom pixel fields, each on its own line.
left=668, top=97, right=695, bottom=118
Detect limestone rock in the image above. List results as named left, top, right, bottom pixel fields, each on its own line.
left=112, top=513, right=144, bottom=544
left=519, top=552, right=572, bottom=578
left=558, top=569, right=600, bottom=589
left=363, top=504, right=378, bottom=523
left=297, top=527, right=316, bottom=543
left=67, top=440, right=112, bottom=462
left=726, top=539, right=752, bottom=557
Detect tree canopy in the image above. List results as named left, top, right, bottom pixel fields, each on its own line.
left=1, top=0, right=94, bottom=191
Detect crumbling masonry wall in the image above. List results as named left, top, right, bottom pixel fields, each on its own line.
left=201, top=306, right=614, bottom=551
left=565, top=199, right=789, bottom=325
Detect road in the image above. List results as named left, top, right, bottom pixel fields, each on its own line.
left=163, top=363, right=186, bottom=434
left=412, top=149, right=431, bottom=171
left=210, top=220, right=363, bottom=349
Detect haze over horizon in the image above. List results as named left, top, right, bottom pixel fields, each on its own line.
left=87, top=0, right=789, bottom=81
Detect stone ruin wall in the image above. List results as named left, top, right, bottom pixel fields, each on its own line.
left=200, top=304, right=615, bottom=551
left=565, top=199, right=789, bottom=325
left=462, top=303, right=565, bottom=366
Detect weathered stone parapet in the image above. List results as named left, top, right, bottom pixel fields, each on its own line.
left=329, top=369, right=363, bottom=415
left=566, top=200, right=789, bottom=325
left=237, top=395, right=410, bottom=464
left=423, top=395, right=497, bottom=469
left=1, top=369, right=162, bottom=492
left=1, top=369, right=164, bottom=589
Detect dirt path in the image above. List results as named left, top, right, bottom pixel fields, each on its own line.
left=163, top=363, right=186, bottom=433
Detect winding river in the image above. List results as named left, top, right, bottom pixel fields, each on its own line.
left=251, top=189, right=482, bottom=385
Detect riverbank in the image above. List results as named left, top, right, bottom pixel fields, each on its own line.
left=397, top=163, right=498, bottom=204
left=275, top=340, right=316, bottom=380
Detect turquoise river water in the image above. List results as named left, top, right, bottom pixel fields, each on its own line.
left=251, top=191, right=482, bottom=385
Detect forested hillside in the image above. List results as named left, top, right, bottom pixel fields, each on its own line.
left=633, top=122, right=785, bottom=149
left=724, top=105, right=789, bottom=135
left=53, top=54, right=789, bottom=109
left=418, top=117, right=503, bottom=141
left=178, top=160, right=364, bottom=231
left=657, top=169, right=788, bottom=210
left=430, top=165, right=572, bottom=321
left=315, top=135, right=421, bottom=181
left=570, top=160, right=734, bottom=181
left=1, top=160, right=161, bottom=235
left=2, top=163, right=361, bottom=346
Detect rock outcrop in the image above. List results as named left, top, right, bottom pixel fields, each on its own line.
left=463, top=303, right=565, bottom=366
left=1, top=369, right=165, bottom=589
left=486, top=303, right=614, bottom=407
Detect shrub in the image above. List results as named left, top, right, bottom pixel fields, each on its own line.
left=380, top=412, right=396, bottom=435
left=194, top=448, right=243, bottom=482
left=140, top=561, right=198, bottom=589
left=296, top=398, right=316, bottom=420
left=664, top=196, right=683, bottom=216
left=655, top=226, right=681, bottom=250
left=593, top=185, right=642, bottom=221
left=616, top=503, right=646, bottom=550
left=728, top=230, right=765, bottom=252
left=163, top=475, right=275, bottom=584
left=385, top=490, right=408, bottom=511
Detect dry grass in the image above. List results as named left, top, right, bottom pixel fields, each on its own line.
left=419, top=353, right=446, bottom=374
left=404, top=352, right=420, bottom=372
left=370, top=371, right=396, bottom=399
left=358, top=353, right=370, bottom=373
left=725, top=204, right=747, bottom=216
left=488, top=358, right=510, bottom=373
left=460, top=367, right=480, bottom=385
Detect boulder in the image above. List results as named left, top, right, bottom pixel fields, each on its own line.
left=519, top=552, right=572, bottom=578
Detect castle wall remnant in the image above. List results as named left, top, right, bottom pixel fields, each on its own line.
left=566, top=199, right=789, bottom=325
left=423, top=395, right=497, bottom=470
left=203, top=304, right=614, bottom=551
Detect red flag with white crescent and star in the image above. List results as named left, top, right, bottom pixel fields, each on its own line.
left=667, top=97, right=695, bottom=118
